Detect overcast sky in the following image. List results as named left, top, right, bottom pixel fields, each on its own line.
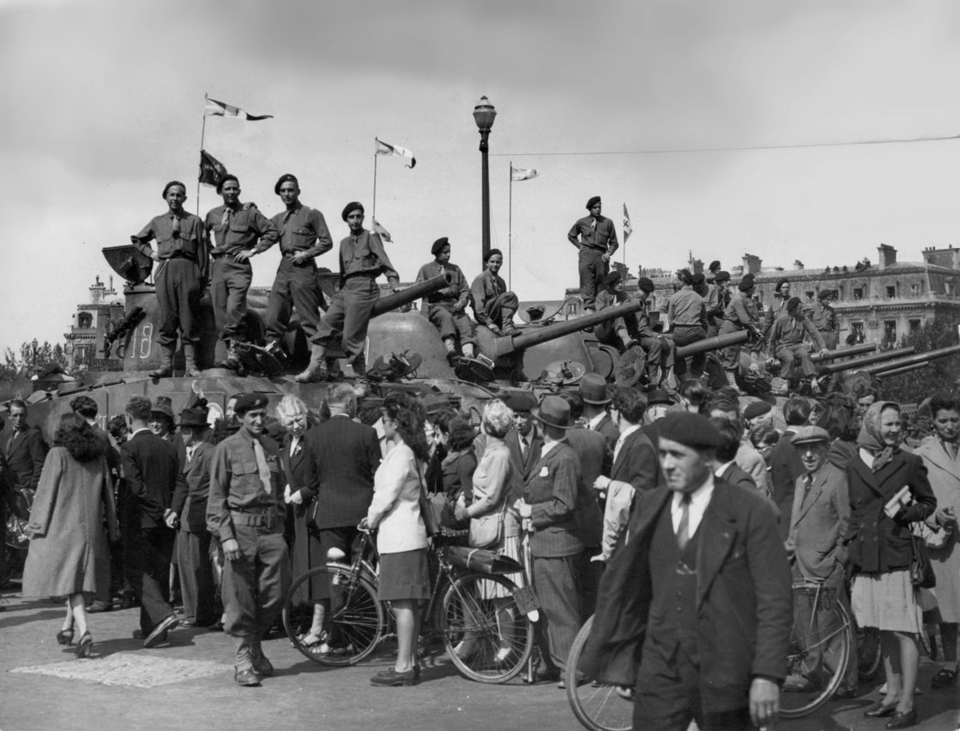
left=1, top=0, right=957, bottom=349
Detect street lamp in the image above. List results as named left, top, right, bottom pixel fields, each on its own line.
left=473, top=95, right=497, bottom=262
left=31, top=338, right=38, bottom=368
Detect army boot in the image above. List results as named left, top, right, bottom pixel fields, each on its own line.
left=352, top=355, right=370, bottom=399
left=183, top=343, right=201, bottom=377
left=249, top=636, right=274, bottom=677
left=234, top=637, right=261, bottom=687
left=149, top=343, right=175, bottom=379
left=294, top=344, right=328, bottom=383
left=500, top=307, right=519, bottom=336
left=219, top=341, right=242, bottom=370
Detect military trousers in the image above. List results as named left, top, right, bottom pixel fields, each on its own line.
left=265, top=256, right=325, bottom=345
left=578, top=248, right=608, bottom=310
left=211, top=256, right=252, bottom=343
left=427, top=303, right=476, bottom=346
left=776, top=344, right=817, bottom=378
left=156, top=257, right=202, bottom=347
left=222, top=523, right=290, bottom=638
left=668, top=325, right=706, bottom=377
left=481, top=291, right=519, bottom=330
left=315, top=275, right=379, bottom=361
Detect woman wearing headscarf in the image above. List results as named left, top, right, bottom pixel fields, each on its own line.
left=846, top=401, right=936, bottom=729
left=22, top=413, right=119, bottom=658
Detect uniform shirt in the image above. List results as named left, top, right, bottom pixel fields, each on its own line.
left=667, top=286, right=707, bottom=328
left=207, top=428, right=284, bottom=543
left=769, top=313, right=825, bottom=350
left=723, top=290, right=760, bottom=328
left=471, top=270, right=510, bottom=325
left=415, top=261, right=471, bottom=308
left=338, top=230, right=400, bottom=286
left=264, top=203, right=333, bottom=258
left=204, top=203, right=279, bottom=257
left=763, top=296, right=790, bottom=338
left=705, top=284, right=729, bottom=320
left=804, top=301, right=837, bottom=335
left=132, top=212, right=208, bottom=266
left=567, top=215, right=619, bottom=254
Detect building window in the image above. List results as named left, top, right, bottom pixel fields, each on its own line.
left=805, top=291, right=815, bottom=302
left=851, top=322, right=864, bottom=341
left=910, top=282, right=921, bottom=296
left=883, top=320, right=897, bottom=344
left=885, top=285, right=896, bottom=298
left=853, top=287, right=864, bottom=300
left=909, top=319, right=921, bottom=334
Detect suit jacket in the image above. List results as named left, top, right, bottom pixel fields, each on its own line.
left=610, top=428, right=659, bottom=494
left=5, top=426, right=47, bottom=491
left=505, top=426, right=544, bottom=500
left=787, top=462, right=849, bottom=581
left=280, top=433, right=314, bottom=520
left=591, top=413, right=620, bottom=453
left=120, top=430, right=186, bottom=530
left=304, top=415, right=380, bottom=529
left=845, top=449, right=936, bottom=573
left=719, top=462, right=757, bottom=492
left=580, top=480, right=793, bottom=709
left=768, top=430, right=803, bottom=540
left=523, top=441, right=583, bottom=558
left=172, top=441, right=214, bottom=532
left=563, top=428, right=607, bottom=550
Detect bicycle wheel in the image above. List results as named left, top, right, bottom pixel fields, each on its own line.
left=780, top=582, right=854, bottom=719
left=565, top=615, right=633, bottom=731
left=440, top=572, right=533, bottom=684
left=857, top=625, right=882, bottom=683
left=283, top=564, right=385, bottom=667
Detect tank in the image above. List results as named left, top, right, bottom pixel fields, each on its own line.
left=853, top=344, right=960, bottom=376
left=816, top=347, right=917, bottom=375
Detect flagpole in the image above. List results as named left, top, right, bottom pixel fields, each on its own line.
left=508, top=162, right=513, bottom=290
left=197, top=93, right=208, bottom=215
left=372, top=149, right=378, bottom=221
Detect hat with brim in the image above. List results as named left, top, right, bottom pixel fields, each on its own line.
left=645, top=388, right=674, bottom=407
left=578, top=373, right=610, bottom=405
left=532, top=395, right=573, bottom=430
left=151, top=396, right=175, bottom=423
left=179, top=408, right=209, bottom=429
left=791, top=425, right=831, bottom=447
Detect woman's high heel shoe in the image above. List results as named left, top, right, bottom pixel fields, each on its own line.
left=75, top=632, right=93, bottom=658
left=56, top=628, right=75, bottom=646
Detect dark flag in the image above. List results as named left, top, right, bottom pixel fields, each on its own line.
left=199, top=150, right=229, bottom=187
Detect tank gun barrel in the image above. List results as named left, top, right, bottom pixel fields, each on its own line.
left=810, top=343, right=877, bottom=363
left=675, top=331, right=748, bottom=359
left=817, top=347, right=916, bottom=375
left=874, top=362, right=931, bottom=379
left=371, top=272, right=453, bottom=317
left=855, top=344, right=960, bottom=375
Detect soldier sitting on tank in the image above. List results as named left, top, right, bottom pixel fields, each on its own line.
left=470, top=248, right=519, bottom=337
left=704, top=270, right=731, bottom=338
left=804, top=289, right=839, bottom=350
left=132, top=181, right=209, bottom=378
left=414, top=237, right=478, bottom=364
left=664, top=269, right=708, bottom=381
left=768, top=296, right=828, bottom=393
left=592, top=271, right=639, bottom=352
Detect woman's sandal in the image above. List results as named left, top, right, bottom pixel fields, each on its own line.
left=75, top=632, right=93, bottom=659
left=931, top=667, right=957, bottom=689
left=56, top=628, right=75, bottom=646
left=300, top=631, right=325, bottom=649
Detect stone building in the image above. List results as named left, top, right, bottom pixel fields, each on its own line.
left=63, top=276, right=125, bottom=369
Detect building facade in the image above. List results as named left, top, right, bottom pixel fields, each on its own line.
left=63, top=276, right=125, bottom=370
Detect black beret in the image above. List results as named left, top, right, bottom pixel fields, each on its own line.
left=691, top=273, right=705, bottom=286
left=775, top=278, right=789, bottom=292
left=341, top=201, right=364, bottom=221
left=604, top=270, right=622, bottom=286
left=657, top=411, right=722, bottom=450
left=818, top=289, right=834, bottom=300
left=786, top=296, right=802, bottom=312
left=216, top=174, right=239, bottom=194
left=743, top=400, right=773, bottom=420
left=586, top=196, right=601, bottom=210
left=274, top=173, right=298, bottom=195
left=234, top=393, right=269, bottom=415
left=714, top=270, right=731, bottom=283
left=431, top=237, right=450, bottom=257
left=484, top=248, right=503, bottom=264
left=162, top=180, right=187, bottom=199
left=738, top=275, right=755, bottom=292
left=502, top=391, right=538, bottom=414
left=708, top=260, right=721, bottom=272
left=637, top=277, right=655, bottom=293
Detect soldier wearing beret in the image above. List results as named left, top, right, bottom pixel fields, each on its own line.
left=414, top=237, right=477, bottom=363
left=665, top=269, right=708, bottom=382
left=768, top=296, right=827, bottom=392
left=762, top=278, right=792, bottom=343
left=207, top=393, right=290, bottom=686
left=718, top=274, right=763, bottom=393
left=300, top=202, right=400, bottom=393
left=804, top=289, right=839, bottom=350
left=204, top=175, right=280, bottom=371
left=470, top=248, right=520, bottom=336
left=592, top=271, right=639, bottom=352
left=132, top=181, right=209, bottom=378
left=705, top=270, right=732, bottom=338
left=259, top=174, right=333, bottom=370
left=582, top=411, right=792, bottom=731
left=568, top=196, right=619, bottom=313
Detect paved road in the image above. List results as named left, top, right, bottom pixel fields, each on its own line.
left=0, top=587, right=956, bottom=731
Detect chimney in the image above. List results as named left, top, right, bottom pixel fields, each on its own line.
left=742, top=254, right=762, bottom=275
left=877, top=244, right=897, bottom=271
left=793, top=260, right=804, bottom=271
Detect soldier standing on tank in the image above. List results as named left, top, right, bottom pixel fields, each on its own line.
left=207, top=393, right=290, bottom=687
left=705, top=270, right=731, bottom=338
left=414, top=237, right=478, bottom=364
left=132, top=181, right=209, bottom=378
left=470, top=248, right=520, bottom=336
left=298, top=202, right=400, bottom=395
left=259, top=174, right=333, bottom=369
left=805, top=289, right=839, bottom=350
left=205, top=175, right=280, bottom=371
left=568, top=196, right=618, bottom=313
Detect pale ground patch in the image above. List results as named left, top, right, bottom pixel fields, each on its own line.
left=10, top=653, right=228, bottom=688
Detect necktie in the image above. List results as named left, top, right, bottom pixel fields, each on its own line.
left=520, top=437, right=527, bottom=459
left=171, top=215, right=181, bottom=239
left=282, top=209, right=293, bottom=238
left=803, top=473, right=814, bottom=498
left=253, top=439, right=272, bottom=494
left=221, top=208, right=231, bottom=227
left=677, top=494, right=692, bottom=550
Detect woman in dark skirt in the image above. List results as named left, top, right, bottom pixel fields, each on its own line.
left=362, top=391, right=431, bottom=686
left=847, top=401, right=936, bottom=729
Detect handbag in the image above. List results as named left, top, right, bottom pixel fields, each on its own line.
left=468, top=500, right=507, bottom=549
left=415, top=459, right=441, bottom=538
left=909, top=528, right=936, bottom=589
left=446, top=545, right=523, bottom=576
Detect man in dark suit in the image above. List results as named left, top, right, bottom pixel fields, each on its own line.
left=769, top=398, right=811, bottom=540
left=120, top=395, right=184, bottom=648
left=502, top=391, right=543, bottom=500
left=582, top=412, right=792, bottom=731
left=579, top=374, right=619, bottom=452
left=593, top=386, right=659, bottom=562
left=709, top=416, right=759, bottom=492
left=5, top=399, right=47, bottom=503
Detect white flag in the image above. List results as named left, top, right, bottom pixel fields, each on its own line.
left=511, top=166, right=539, bottom=182
left=371, top=217, right=393, bottom=243
left=375, top=138, right=416, bottom=168
left=204, top=97, right=273, bottom=121
left=623, top=203, right=633, bottom=243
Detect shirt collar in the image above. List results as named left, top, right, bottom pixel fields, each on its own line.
left=714, top=460, right=736, bottom=477
left=673, top=473, right=715, bottom=510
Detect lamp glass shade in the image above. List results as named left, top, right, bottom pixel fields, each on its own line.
left=472, top=96, right=497, bottom=131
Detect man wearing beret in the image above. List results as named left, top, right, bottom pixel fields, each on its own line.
left=768, top=297, right=827, bottom=392
left=718, top=274, right=763, bottom=394
left=205, top=175, right=280, bottom=371
left=132, top=181, right=209, bottom=378
left=259, top=174, right=333, bottom=371
left=414, top=237, right=478, bottom=364
left=208, top=393, right=290, bottom=686
left=582, top=411, right=792, bottom=731
left=502, top=391, right=543, bottom=489
left=665, top=270, right=708, bottom=382
left=592, top=271, right=639, bottom=351
left=762, top=278, right=792, bottom=342
left=634, top=277, right=677, bottom=389
left=804, top=289, right=839, bottom=350
left=706, top=260, right=722, bottom=285
left=705, top=270, right=731, bottom=339
left=299, top=202, right=400, bottom=392
left=470, top=248, right=520, bottom=336
left=568, top=196, right=619, bottom=313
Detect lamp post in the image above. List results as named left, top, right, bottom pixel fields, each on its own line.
left=472, top=96, right=497, bottom=263
left=31, top=338, right=38, bottom=368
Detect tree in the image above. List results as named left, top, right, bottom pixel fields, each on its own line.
left=878, top=316, right=960, bottom=404
left=0, top=341, right=71, bottom=382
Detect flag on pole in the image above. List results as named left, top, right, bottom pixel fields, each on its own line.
left=510, top=166, right=539, bottom=182
left=371, top=217, right=393, bottom=243
left=623, top=203, right=633, bottom=243
left=204, top=97, right=274, bottom=121
left=198, top=150, right=230, bottom=187
left=375, top=138, right=416, bottom=168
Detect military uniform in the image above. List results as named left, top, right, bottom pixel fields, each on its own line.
left=567, top=215, right=618, bottom=311
left=415, top=260, right=476, bottom=348
left=207, top=423, right=290, bottom=680
left=805, top=298, right=838, bottom=350
left=769, top=313, right=825, bottom=379
left=666, top=286, right=707, bottom=378
left=470, top=269, right=519, bottom=332
left=719, top=290, right=761, bottom=371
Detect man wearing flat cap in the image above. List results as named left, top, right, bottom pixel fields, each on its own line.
left=568, top=196, right=619, bottom=313
left=132, top=180, right=210, bottom=378
left=258, top=174, right=333, bottom=372
left=205, top=175, right=280, bottom=370
left=208, top=393, right=290, bottom=686
left=300, top=201, right=400, bottom=393
left=582, top=411, right=792, bottom=731
left=718, top=274, right=763, bottom=393
left=414, top=237, right=478, bottom=364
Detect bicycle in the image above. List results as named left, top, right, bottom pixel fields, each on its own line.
left=283, top=528, right=536, bottom=683
left=565, top=614, right=633, bottom=731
